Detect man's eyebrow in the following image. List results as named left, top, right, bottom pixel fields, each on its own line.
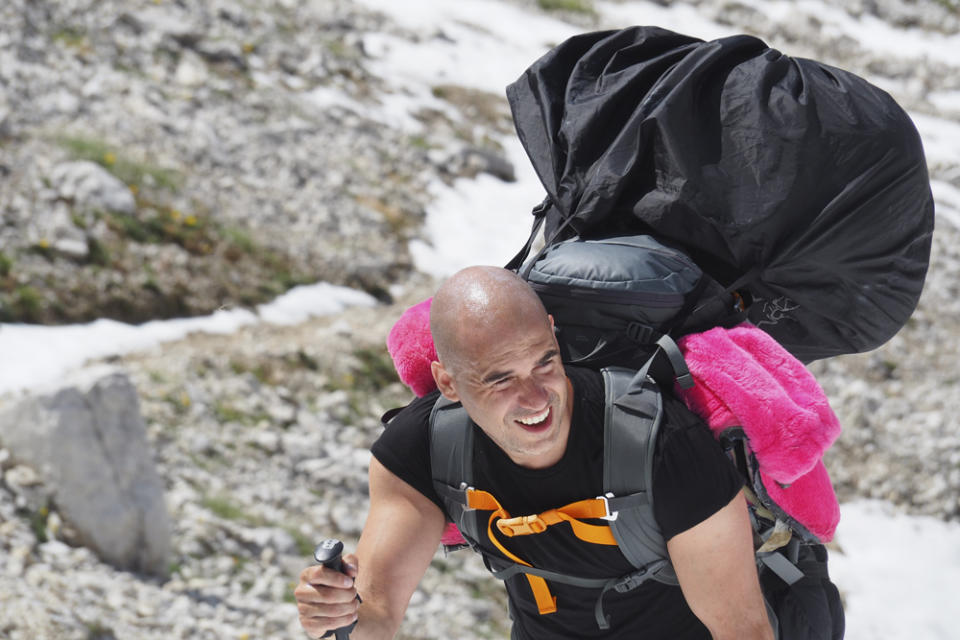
left=538, top=349, right=560, bottom=365
left=481, top=369, right=513, bottom=385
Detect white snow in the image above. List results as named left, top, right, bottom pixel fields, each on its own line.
left=2, top=1, right=959, bottom=638
left=830, top=501, right=960, bottom=640
left=0, top=283, right=376, bottom=396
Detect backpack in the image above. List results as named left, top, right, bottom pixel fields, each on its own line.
left=505, top=26, right=934, bottom=363
left=425, top=234, right=842, bottom=636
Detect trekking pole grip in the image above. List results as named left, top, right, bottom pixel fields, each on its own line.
left=314, top=539, right=358, bottom=640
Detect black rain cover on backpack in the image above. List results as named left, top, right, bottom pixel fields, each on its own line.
left=506, top=26, right=935, bottom=362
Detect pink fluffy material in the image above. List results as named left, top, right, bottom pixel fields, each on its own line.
left=386, top=298, right=438, bottom=398
left=386, top=300, right=841, bottom=544
left=677, top=325, right=841, bottom=541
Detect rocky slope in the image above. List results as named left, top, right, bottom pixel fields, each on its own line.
left=1, top=0, right=959, bottom=638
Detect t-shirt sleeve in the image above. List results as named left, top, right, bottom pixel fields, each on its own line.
left=652, top=396, right=744, bottom=541
left=370, top=392, right=447, bottom=513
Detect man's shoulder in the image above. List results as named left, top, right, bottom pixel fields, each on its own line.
left=374, top=391, right=442, bottom=457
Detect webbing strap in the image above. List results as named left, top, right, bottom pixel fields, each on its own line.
left=468, top=490, right=618, bottom=545
left=466, top=489, right=557, bottom=615
left=497, top=499, right=618, bottom=545
left=465, top=489, right=625, bottom=615
left=759, top=550, right=805, bottom=586
left=488, top=559, right=663, bottom=630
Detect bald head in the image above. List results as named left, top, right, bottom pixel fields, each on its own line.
left=430, top=266, right=549, bottom=373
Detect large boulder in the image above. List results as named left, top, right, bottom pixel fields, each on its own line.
left=0, top=368, right=170, bottom=575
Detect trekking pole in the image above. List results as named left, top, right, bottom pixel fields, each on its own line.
left=314, top=539, right=359, bottom=640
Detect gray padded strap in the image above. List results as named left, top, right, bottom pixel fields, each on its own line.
left=602, top=367, right=678, bottom=585
left=429, top=397, right=480, bottom=544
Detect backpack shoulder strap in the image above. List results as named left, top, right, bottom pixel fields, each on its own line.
left=429, top=395, right=482, bottom=546
left=602, top=366, right=678, bottom=585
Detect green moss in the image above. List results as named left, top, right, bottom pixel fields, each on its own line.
left=351, top=346, right=400, bottom=392
left=284, top=526, right=317, bottom=557
left=214, top=402, right=247, bottom=424
left=57, top=135, right=182, bottom=191
left=52, top=26, right=88, bottom=48
left=0, top=252, right=11, bottom=277
left=536, top=0, right=595, bottom=13
left=27, top=503, right=50, bottom=543
left=12, top=286, right=43, bottom=321
left=86, top=236, right=112, bottom=267
left=201, top=495, right=252, bottom=522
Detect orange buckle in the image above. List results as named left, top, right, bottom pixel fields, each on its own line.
left=497, top=514, right=547, bottom=537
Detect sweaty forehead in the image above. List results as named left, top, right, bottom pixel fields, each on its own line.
left=459, top=319, right=557, bottom=381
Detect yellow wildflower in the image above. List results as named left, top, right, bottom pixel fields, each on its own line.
left=184, top=215, right=198, bottom=227
left=103, top=152, right=116, bottom=166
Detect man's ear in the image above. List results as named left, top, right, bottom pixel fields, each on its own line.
left=431, top=360, right=459, bottom=402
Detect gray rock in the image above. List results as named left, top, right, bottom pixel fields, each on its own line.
left=0, top=368, right=170, bottom=575
left=49, top=161, right=137, bottom=215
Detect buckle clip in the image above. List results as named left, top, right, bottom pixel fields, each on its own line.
left=497, top=515, right=547, bottom=537
left=597, top=493, right=619, bottom=521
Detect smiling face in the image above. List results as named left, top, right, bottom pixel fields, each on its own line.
left=430, top=267, right=573, bottom=469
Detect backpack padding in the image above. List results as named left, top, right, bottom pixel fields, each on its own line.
left=602, top=367, right=678, bottom=585
left=430, top=397, right=482, bottom=548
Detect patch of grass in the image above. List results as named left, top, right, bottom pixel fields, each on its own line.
left=536, top=0, right=595, bottom=13
left=57, top=135, right=182, bottom=191
left=284, top=526, right=317, bottom=557
left=0, top=252, right=11, bottom=277
left=9, top=286, right=43, bottom=322
left=408, top=135, right=433, bottom=150
left=104, top=208, right=215, bottom=255
left=351, top=346, right=400, bottom=392
left=84, top=620, right=117, bottom=640
left=52, top=26, right=89, bottom=49
left=28, top=504, right=50, bottom=543
left=214, top=402, right=247, bottom=424
left=86, top=236, right=111, bottom=267
left=201, top=495, right=254, bottom=523
left=933, top=0, right=959, bottom=13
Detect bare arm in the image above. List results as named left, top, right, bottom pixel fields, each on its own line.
left=667, top=490, right=775, bottom=640
left=297, top=457, right=446, bottom=639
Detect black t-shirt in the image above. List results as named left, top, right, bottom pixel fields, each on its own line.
left=372, top=366, right=742, bottom=639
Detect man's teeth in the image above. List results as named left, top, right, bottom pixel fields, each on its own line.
left=518, top=408, right=550, bottom=425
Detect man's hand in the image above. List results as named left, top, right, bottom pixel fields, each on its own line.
left=295, top=553, right=359, bottom=638
left=294, top=458, right=446, bottom=639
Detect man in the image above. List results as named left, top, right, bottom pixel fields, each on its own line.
left=295, top=266, right=774, bottom=639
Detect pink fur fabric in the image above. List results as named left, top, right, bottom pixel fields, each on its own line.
left=385, top=301, right=841, bottom=543
left=386, top=298, right=438, bottom=399
left=677, top=326, right=841, bottom=485
left=677, top=325, right=841, bottom=541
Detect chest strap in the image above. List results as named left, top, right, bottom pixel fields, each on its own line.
left=453, top=487, right=659, bottom=627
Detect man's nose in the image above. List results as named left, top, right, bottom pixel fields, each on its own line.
left=516, top=376, right=549, bottom=408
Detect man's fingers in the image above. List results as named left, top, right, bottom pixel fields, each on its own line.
left=299, top=565, right=354, bottom=588
left=301, top=612, right=359, bottom=638
left=294, top=582, right=358, bottom=605
left=297, top=598, right=358, bottom=619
